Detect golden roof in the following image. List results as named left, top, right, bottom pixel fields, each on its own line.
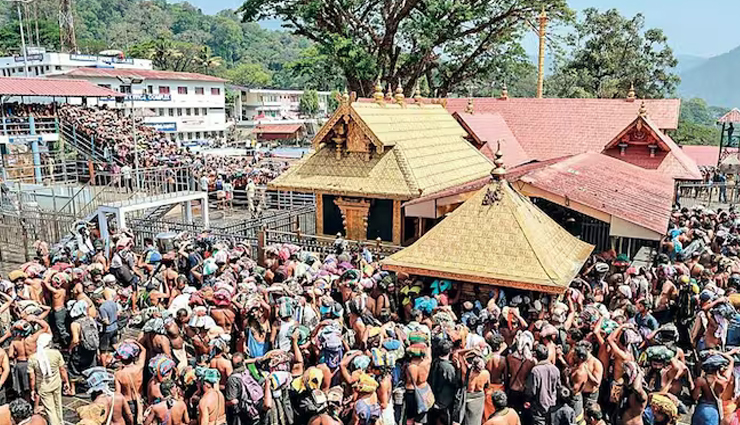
left=382, top=175, right=593, bottom=293
left=269, top=101, right=493, bottom=199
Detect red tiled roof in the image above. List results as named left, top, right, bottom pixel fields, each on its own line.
left=0, top=77, right=121, bottom=97
left=255, top=124, right=303, bottom=134
left=55, top=68, right=227, bottom=82
left=601, top=115, right=703, bottom=181
left=681, top=146, right=736, bottom=167
left=519, top=152, right=674, bottom=235
left=443, top=98, right=681, bottom=161
left=718, top=108, right=740, bottom=123
left=453, top=112, right=531, bottom=167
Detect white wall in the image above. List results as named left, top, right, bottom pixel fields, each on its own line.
left=0, top=52, right=151, bottom=77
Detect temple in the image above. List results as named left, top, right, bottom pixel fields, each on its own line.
left=382, top=146, right=593, bottom=294
left=268, top=85, right=493, bottom=244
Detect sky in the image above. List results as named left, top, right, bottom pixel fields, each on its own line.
left=189, top=0, right=740, bottom=58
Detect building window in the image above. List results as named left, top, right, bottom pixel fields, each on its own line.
left=178, top=86, right=188, bottom=95
left=185, top=108, right=191, bottom=116
left=159, top=86, right=170, bottom=94
left=195, top=87, right=204, bottom=95
left=158, top=108, right=164, bottom=116
left=99, top=84, right=111, bottom=89
left=119, top=85, right=131, bottom=94
left=178, top=133, right=184, bottom=140
left=219, top=131, right=224, bottom=137
left=203, top=108, right=208, bottom=116
left=187, top=132, right=193, bottom=139
left=147, top=85, right=153, bottom=94
left=168, top=108, right=174, bottom=116
left=194, top=108, right=199, bottom=116
left=45, top=65, right=49, bottom=71
left=211, top=87, right=220, bottom=95
left=55, top=65, right=61, bottom=70
left=177, top=108, right=182, bottom=116
left=195, top=132, right=201, bottom=139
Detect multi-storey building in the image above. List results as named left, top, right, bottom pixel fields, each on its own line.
left=233, top=88, right=332, bottom=127
left=0, top=48, right=151, bottom=77
left=50, top=68, right=228, bottom=143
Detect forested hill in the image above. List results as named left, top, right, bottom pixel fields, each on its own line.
left=0, top=0, right=344, bottom=90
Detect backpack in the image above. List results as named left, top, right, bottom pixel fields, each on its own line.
left=237, top=372, right=264, bottom=416
left=319, top=327, right=344, bottom=369
left=78, top=317, right=99, bottom=351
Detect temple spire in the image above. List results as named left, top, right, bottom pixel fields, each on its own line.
left=373, top=80, right=384, bottom=104
left=394, top=83, right=405, bottom=105
left=627, top=83, right=636, bottom=101
left=491, top=141, right=506, bottom=181
left=638, top=100, right=648, bottom=117
left=536, top=6, right=547, bottom=98
left=465, top=98, right=474, bottom=114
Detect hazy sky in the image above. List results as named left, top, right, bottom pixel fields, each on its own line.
left=191, top=0, right=740, bottom=58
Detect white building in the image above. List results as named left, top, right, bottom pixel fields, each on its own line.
left=50, top=68, right=228, bottom=143
left=233, top=88, right=332, bottom=127
left=0, top=48, right=151, bottom=78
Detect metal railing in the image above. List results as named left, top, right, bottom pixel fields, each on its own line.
left=676, top=182, right=740, bottom=208
left=1, top=116, right=58, bottom=136
left=264, top=229, right=403, bottom=259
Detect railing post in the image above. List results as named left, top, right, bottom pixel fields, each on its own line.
left=257, top=226, right=266, bottom=265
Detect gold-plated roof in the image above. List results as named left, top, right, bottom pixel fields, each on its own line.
left=382, top=180, right=593, bottom=293
left=270, top=101, right=493, bottom=199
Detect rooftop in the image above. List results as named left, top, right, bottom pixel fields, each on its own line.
left=718, top=108, right=740, bottom=124
left=681, top=146, right=736, bottom=168
left=255, top=124, right=304, bottom=134
left=453, top=111, right=530, bottom=168
left=54, top=67, right=227, bottom=83
left=0, top=76, right=121, bottom=97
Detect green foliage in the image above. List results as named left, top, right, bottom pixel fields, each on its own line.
left=298, top=89, right=319, bottom=117
left=239, top=0, right=571, bottom=96
left=674, top=98, right=727, bottom=146
left=221, top=62, right=272, bottom=88
left=548, top=8, right=680, bottom=99
left=327, top=90, right=340, bottom=113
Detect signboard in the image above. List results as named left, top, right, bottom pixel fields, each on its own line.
left=70, top=53, right=98, bottom=62
left=14, top=54, right=43, bottom=62
left=100, top=94, right=172, bottom=102
left=9, top=136, right=42, bottom=146
left=145, top=122, right=177, bottom=132
left=70, top=54, right=135, bottom=64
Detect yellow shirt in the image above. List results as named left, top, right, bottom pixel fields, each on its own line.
left=28, top=348, right=65, bottom=393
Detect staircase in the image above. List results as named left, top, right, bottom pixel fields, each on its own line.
left=139, top=203, right=177, bottom=221
left=58, top=119, right=125, bottom=167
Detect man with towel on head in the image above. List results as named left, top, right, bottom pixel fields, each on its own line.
left=199, top=368, right=226, bottom=425
left=28, top=333, right=69, bottom=425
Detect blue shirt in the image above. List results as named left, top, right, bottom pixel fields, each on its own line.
left=98, top=300, right=118, bottom=333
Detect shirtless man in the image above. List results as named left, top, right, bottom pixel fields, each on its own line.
left=9, top=398, right=47, bottom=425
left=114, top=340, right=146, bottom=423
left=198, top=370, right=226, bottom=425
left=42, top=273, right=69, bottom=346
left=144, top=379, right=190, bottom=425
left=483, top=391, right=520, bottom=425
left=166, top=318, right=188, bottom=371
left=140, top=318, right=172, bottom=363
left=620, top=363, right=647, bottom=425
left=463, top=351, right=490, bottom=425
left=405, top=344, right=431, bottom=425
left=606, top=324, right=636, bottom=407
left=211, top=303, right=237, bottom=336
left=653, top=279, right=677, bottom=321
left=92, top=387, right=134, bottom=425
left=570, top=342, right=601, bottom=423
left=208, top=339, right=233, bottom=391
left=244, top=300, right=271, bottom=359
left=8, top=317, right=50, bottom=401
left=24, top=275, right=44, bottom=304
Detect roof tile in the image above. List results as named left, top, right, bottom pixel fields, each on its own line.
left=0, top=77, right=121, bottom=97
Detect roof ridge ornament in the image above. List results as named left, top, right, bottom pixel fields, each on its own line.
left=413, top=84, right=423, bottom=104
left=464, top=98, right=474, bottom=114
left=500, top=83, right=509, bottom=100
left=482, top=141, right=506, bottom=206
left=627, top=82, right=636, bottom=102
left=373, top=80, right=384, bottom=104
left=341, top=87, right=350, bottom=105
left=395, top=83, right=405, bottom=106
left=385, top=84, right=393, bottom=102
left=638, top=100, right=648, bottom=118
left=491, top=140, right=506, bottom=180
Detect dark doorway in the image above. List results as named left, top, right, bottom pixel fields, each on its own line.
left=367, top=199, right=393, bottom=241
left=531, top=197, right=611, bottom=252
left=322, top=194, right=343, bottom=236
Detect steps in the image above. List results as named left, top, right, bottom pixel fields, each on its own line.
left=58, top=119, right=125, bottom=167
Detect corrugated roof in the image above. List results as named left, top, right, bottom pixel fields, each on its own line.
left=55, top=68, right=227, bottom=82
left=718, top=108, right=740, bottom=124
left=519, top=152, right=674, bottom=235
left=454, top=112, right=531, bottom=167
left=383, top=178, right=593, bottom=293
left=443, top=98, right=681, bottom=162
left=682, top=146, right=736, bottom=167
left=255, top=124, right=303, bottom=134
left=270, top=101, right=492, bottom=199
left=0, top=77, right=121, bottom=97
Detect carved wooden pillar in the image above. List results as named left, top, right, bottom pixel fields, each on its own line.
left=392, top=199, right=402, bottom=245
left=334, top=197, right=371, bottom=241
left=315, top=192, right=324, bottom=235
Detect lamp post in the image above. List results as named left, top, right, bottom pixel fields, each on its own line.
left=117, top=76, right=144, bottom=190
left=5, top=0, right=31, bottom=77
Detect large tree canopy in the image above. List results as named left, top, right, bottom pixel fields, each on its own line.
left=239, top=0, right=570, bottom=96
left=547, top=8, right=679, bottom=99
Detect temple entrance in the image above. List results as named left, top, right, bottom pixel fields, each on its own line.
left=322, top=194, right=344, bottom=236
left=366, top=199, right=393, bottom=241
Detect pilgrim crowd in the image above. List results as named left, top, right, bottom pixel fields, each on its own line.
left=0, top=203, right=739, bottom=425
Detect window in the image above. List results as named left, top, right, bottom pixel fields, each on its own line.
left=118, top=85, right=131, bottom=94
left=99, top=84, right=111, bottom=89
left=178, top=86, right=188, bottom=95
left=219, top=131, right=224, bottom=137
left=39, top=67, right=44, bottom=75
left=17, top=68, right=23, bottom=73
left=195, top=87, right=204, bottom=95
left=178, top=133, right=184, bottom=140
left=158, top=108, right=164, bottom=116
left=195, top=132, right=201, bottom=139
left=185, top=108, right=191, bottom=116
left=147, top=85, right=153, bottom=94
left=177, top=108, right=182, bottom=116
left=187, top=132, right=193, bottom=139
left=45, top=65, right=49, bottom=71
left=168, top=108, right=174, bottom=117
left=194, top=108, right=199, bottom=116
left=211, top=87, right=220, bottom=95
left=202, top=108, right=208, bottom=116
left=158, top=86, right=170, bottom=94
left=55, top=65, right=61, bottom=70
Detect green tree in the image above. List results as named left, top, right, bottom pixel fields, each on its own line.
left=673, top=98, right=726, bottom=146
left=239, top=0, right=570, bottom=96
left=548, top=8, right=679, bottom=99
left=222, top=62, right=272, bottom=87
left=327, top=90, right=340, bottom=113
left=196, top=45, right=223, bottom=75
left=299, top=89, right=320, bottom=117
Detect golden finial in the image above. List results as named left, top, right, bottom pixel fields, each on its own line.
left=500, top=83, right=509, bottom=100
left=491, top=141, right=506, bottom=180
left=464, top=98, right=474, bottom=114
left=373, top=80, right=384, bottom=104
left=413, top=85, right=422, bottom=103
left=627, top=83, right=636, bottom=101
left=638, top=100, right=648, bottom=117
left=342, top=87, right=350, bottom=104
left=385, top=84, right=393, bottom=101
left=394, top=84, right=405, bottom=105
